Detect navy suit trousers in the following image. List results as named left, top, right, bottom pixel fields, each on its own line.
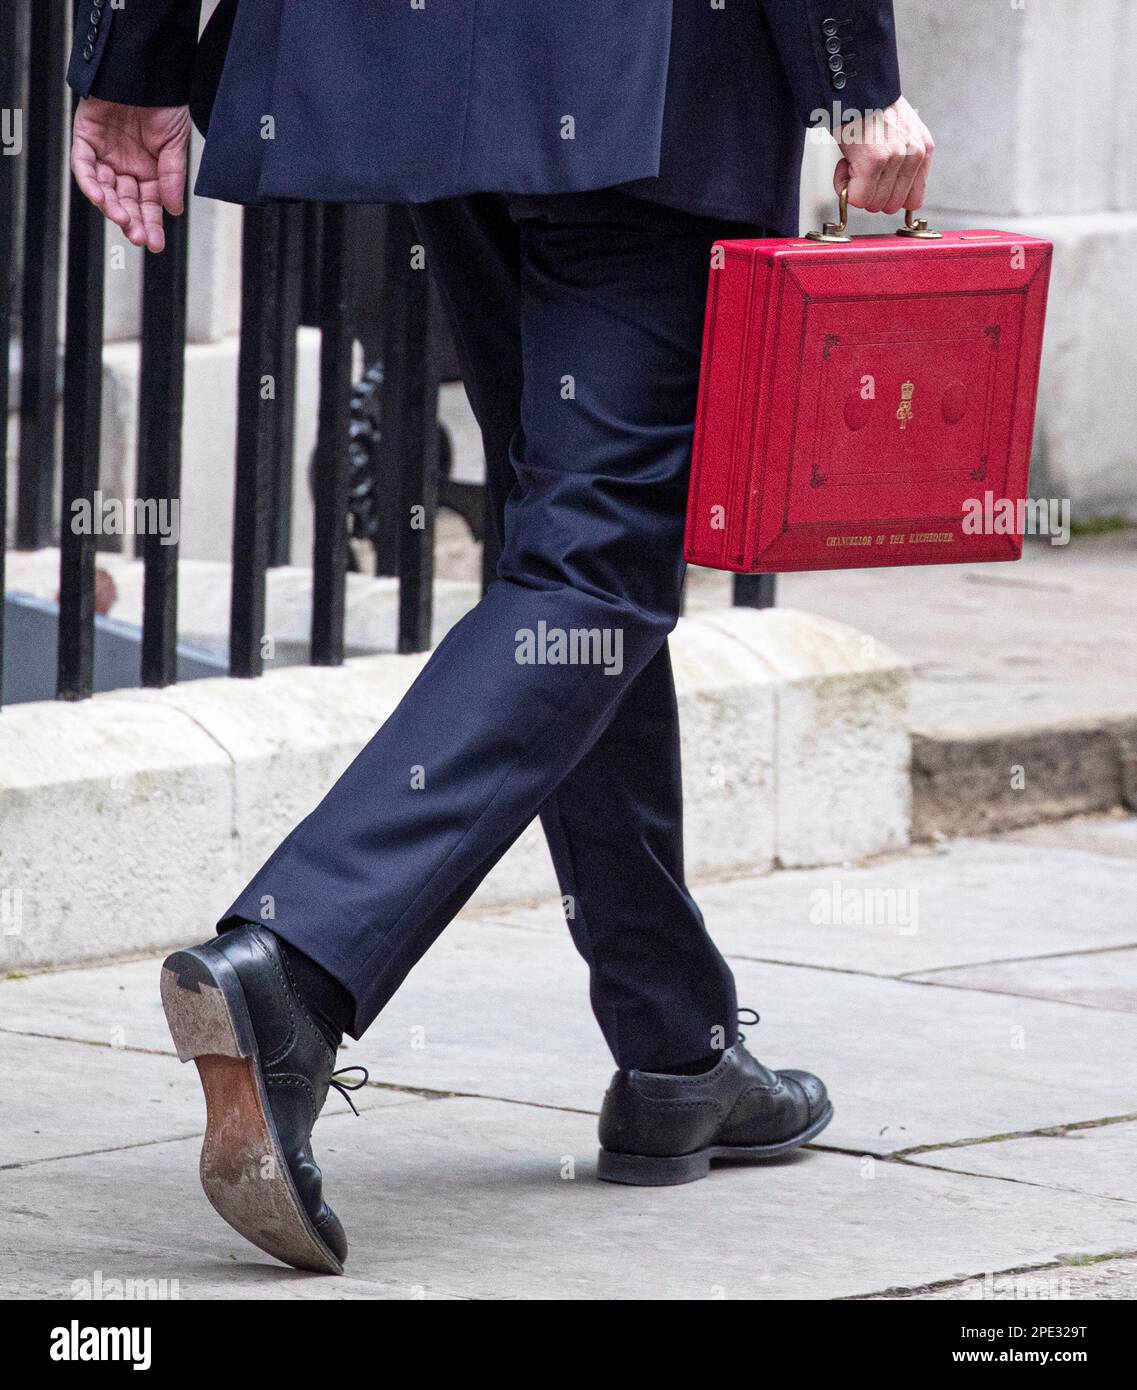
left=221, top=191, right=765, bottom=1070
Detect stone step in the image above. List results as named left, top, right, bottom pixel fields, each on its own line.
left=912, top=718, right=1137, bottom=840
left=0, top=605, right=911, bottom=974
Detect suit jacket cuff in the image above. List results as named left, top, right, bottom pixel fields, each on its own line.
left=67, top=1, right=202, bottom=107
left=762, top=0, right=902, bottom=127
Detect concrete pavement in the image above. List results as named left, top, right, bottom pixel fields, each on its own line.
left=2, top=814, right=1135, bottom=1299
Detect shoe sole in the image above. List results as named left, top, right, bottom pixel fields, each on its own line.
left=596, top=1101, right=835, bottom=1186
left=160, top=945, right=344, bottom=1275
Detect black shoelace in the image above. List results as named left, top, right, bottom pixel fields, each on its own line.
left=330, top=1065, right=369, bottom=1116
left=737, top=1007, right=761, bottom=1044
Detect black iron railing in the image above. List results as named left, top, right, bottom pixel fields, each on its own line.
left=0, top=0, right=18, bottom=685
left=0, top=0, right=770, bottom=711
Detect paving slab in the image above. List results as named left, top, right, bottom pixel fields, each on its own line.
left=5, top=919, right=1135, bottom=1156
left=0, top=1030, right=419, bottom=1169
left=904, top=1122, right=1137, bottom=1207
left=357, top=941, right=1137, bottom=1154
left=496, top=836, right=1137, bottom=977
left=909, top=948, right=1137, bottom=1012
left=0, top=1032, right=209, bottom=1167
left=867, top=1256, right=1137, bottom=1300
left=744, top=965, right=1137, bottom=1155
left=1003, top=814, right=1137, bottom=860
left=325, top=919, right=611, bottom=1111
left=3, top=1097, right=1136, bottom=1300
left=0, top=958, right=180, bottom=1052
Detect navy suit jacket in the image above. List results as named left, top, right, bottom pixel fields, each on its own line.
left=68, top=1, right=901, bottom=236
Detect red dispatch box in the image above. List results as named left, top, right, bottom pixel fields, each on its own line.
left=685, top=218, right=1052, bottom=573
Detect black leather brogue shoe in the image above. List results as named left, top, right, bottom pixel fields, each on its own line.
left=160, top=924, right=366, bottom=1273
left=597, top=1036, right=832, bottom=1186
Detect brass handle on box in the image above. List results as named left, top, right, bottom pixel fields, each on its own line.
left=806, top=187, right=942, bottom=242
left=806, top=184, right=852, bottom=242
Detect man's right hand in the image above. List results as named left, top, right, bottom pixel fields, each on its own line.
left=834, top=96, right=934, bottom=216
left=71, top=97, right=192, bottom=254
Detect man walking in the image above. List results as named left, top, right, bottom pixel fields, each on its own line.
left=69, top=1, right=933, bottom=1273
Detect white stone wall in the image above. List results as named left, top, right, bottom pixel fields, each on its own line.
left=894, top=0, right=1129, bottom=216
left=894, top=0, right=1136, bottom=516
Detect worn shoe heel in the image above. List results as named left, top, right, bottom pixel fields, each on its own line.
left=160, top=946, right=343, bottom=1275
left=597, top=1147, right=712, bottom=1187
left=160, top=947, right=256, bottom=1062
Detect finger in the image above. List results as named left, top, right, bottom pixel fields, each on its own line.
left=851, top=153, right=889, bottom=213
left=907, top=134, right=934, bottom=211
left=156, top=139, right=188, bottom=218
left=115, top=173, right=151, bottom=249
left=71, top=137, right=109, bottom=210
left=872, top=145, right=908, bottom=214
left=139, top=193, right=168, bottom=255
left=832, top=156, right=851, bottom=198
left=119, top=204, right=150, bottom=248
left=884, top=144, right=924, bottom=215
left=94, top=162, right=132, bottom=232
left=71, top=157, right=106, bottom=208
left=94, top=165, right=131, bottom=233
left=906, top=156, right=930, bottom=212
left=855, top=109, right=894, bottom=212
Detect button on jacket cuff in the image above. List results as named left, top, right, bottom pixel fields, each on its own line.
left=66, top=0, right=202, bottom=107
left=760, top=0, right=902, bottom=127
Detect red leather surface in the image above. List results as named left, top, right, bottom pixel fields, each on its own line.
left=686, top=229, right=1053, bottom=573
